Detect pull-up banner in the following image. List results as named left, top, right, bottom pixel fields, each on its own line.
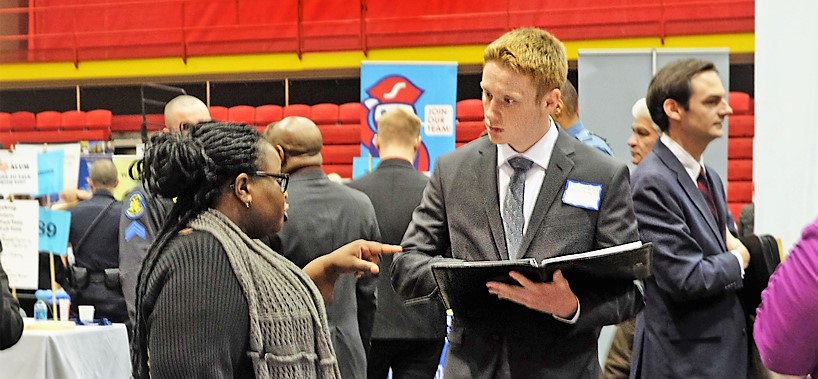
left=359, top=61, right=457, bottom=176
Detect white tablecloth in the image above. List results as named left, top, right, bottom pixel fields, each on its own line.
left=0, top=321, right=131, bottom=379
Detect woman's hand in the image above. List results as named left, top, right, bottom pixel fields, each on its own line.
left=303, top=240, right=402, bottom=302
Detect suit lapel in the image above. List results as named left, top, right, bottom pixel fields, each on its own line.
left=477, top=141, right=509, bottom=260
left=518, top=130, right=575, bottom=259
left=654, top=141, right=724, bottom=247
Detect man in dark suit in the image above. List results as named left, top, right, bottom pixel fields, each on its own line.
left=68, top=159, right=128, bottom=323
left=348, top=108, right=447, bottom=379
left=264, top=116, right=380, bottom=379
left=630, top=59, right=750, bottom=378
left=391, top=27, right=643, bottom=379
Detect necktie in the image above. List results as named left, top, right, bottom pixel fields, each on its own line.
left=697, top=167, right=719, bottom=222
left=503, top=156, right=534, bottom=260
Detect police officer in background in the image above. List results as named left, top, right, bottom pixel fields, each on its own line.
left=552, top=80, right=615, bottom=156
left=118, top=95, right=211, bottom=324
left=67, top=159, right=128, bottom=323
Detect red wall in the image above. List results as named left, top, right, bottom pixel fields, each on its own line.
left=25, top=0, right=753, bottom=62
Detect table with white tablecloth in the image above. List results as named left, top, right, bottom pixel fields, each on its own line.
left=0, top=321, right=130, bottom=379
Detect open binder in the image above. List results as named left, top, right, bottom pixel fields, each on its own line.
left=431, top=241, right=653, bottom=312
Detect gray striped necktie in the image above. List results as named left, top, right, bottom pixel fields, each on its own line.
left=503, top=156, right=534, bottom=260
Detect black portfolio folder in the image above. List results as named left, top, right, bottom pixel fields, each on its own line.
left=431, top=242, right=653, bottom=313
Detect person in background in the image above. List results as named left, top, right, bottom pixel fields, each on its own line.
left=630, top=59, right=749, bottom=378
left=130, top=121, right=400, bottom=379
left=392, top=27, right=643, bottom=379
left=602, top=97, right=662, bottom=379
left=119, top=94, right=211, bottom=325
left=1, top=239, right=24, bottom=350
left=67, top=159, right=128, bottom=323
left=263, top=116, right=380, bottom=379
left=348, top=108, right=447, bottom=379
left=552, top=80, right=614, bottom=156
left=754, top=217, right=818, bottom=378
left=626, top=98, right=662, bottom=166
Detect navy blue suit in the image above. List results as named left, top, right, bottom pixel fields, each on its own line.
left=630, top=140, right=746, bottom=378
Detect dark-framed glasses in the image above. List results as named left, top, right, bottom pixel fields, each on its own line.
left=254, top=171, right=289, bottom=192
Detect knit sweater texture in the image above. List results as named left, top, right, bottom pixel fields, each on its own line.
left=140, top=210, right=340, bottom=379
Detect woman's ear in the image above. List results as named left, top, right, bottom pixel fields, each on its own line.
left=232, top=173, right=252, bottom=203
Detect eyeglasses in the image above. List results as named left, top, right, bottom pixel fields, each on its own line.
left=254, top=171, right=289, bottom=192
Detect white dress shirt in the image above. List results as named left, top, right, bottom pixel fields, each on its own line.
left=496, top=117, right=580, bottom=323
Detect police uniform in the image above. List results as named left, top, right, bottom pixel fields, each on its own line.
left=565, top=120, right=614, bottom=156
left=118, top=182, right=174, bottom=322
left=67, top=189, right=128, bottom=323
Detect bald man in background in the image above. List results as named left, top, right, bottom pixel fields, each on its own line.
left=263, top=116, right=380, bottom=379
left=118, top=94, right=211, bottom=325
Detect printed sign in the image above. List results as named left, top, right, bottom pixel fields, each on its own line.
left=0, top=200, right=40, bottom=289
left=38, top=207, right=71, bottom=255
left=35, top=150, right=65, bottom=197
left=0, top=150, right=38, bottom=196
left=361, top=62, right=458, bottom=172
left=17, top=143, right=81, bottom=193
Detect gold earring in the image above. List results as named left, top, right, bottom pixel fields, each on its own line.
left=245, top=201, right=251, bottom=209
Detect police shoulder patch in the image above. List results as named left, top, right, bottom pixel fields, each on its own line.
left=126, top=192, right=147, bottom=220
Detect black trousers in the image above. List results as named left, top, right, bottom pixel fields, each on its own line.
left=368, top=338, right=445, bottom=379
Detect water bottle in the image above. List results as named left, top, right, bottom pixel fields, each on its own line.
left=34, top=290, right=49, bottom=321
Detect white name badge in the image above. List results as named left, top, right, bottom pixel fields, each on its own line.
left=562, top=180, right=602, bottom=211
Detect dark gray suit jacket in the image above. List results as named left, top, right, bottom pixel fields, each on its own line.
left=630, top=140, right=746, bottom=378
left=348, top=159, right=446, bottom=341
left=392, top=130, right=643, bottom=379
left=268, top=168, right=380, bottom=379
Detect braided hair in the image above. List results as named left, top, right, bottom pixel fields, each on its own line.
left=130, top=121, right=265, bottom=378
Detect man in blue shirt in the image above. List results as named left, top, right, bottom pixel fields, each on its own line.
left=553, top=80, right=614, bottom=156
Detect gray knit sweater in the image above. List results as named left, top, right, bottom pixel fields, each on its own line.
left=141, top=221, right=340, bottom=378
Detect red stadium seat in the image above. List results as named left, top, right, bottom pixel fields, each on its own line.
left=255, top=105, right=283, bottom=127
left=728, top=115, right=754, bottom=138
left=283, top=104, right=311, bottom=118
left=728, top=92, right=751, bottom=115
left=61, top=110, right=88, bottom=130
left=728, top=137, right=753, bottom=159
left=311, top=103, right=340, bottom=125
left=227, top=105, right=255, bottom=124
left=319, top=124, right=359, bottom=144
left=339, top=102, right=364, bottom=124
left=86, top=109, right=113, bottom=130
left=322, top=144, right=359, bottom=164
left=209, top=106, right=228, bottom=121
left=10, top=111, right=35, bottom=131
left=728, top=203, right=747, bottom=222
left=36, top=111, right=62, bottom=131
left=727, top=159, right=753, bottom=181
left=456, top=99, right=484, bottom=121
left=728, top=181, right=753, bottom=203
left=0, top=112, right=11, bottom=132
left=456, top=121, right=485, bottom=143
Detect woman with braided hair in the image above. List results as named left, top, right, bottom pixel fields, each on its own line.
left=130, top=121, right=400, bottom=379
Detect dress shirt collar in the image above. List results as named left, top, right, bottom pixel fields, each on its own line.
left=660, top=133, right=705, bottom=183
left=496, top=117, right=558, bottom=170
